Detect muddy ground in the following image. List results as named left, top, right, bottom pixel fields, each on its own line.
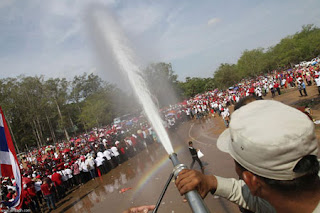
left=50, top=84, right=320, bottom=213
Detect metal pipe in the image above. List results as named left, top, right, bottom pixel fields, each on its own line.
left=152, top=172, right=174, bottom=213
left=169, top=153, right=210, bottom=213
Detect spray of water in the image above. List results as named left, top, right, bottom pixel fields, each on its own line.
left=88, top=8, right=174, bottom=154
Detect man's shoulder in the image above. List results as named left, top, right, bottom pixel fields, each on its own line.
left=313, top=201, right=320, bottom=213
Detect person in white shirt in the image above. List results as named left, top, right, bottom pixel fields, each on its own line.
left=235, top=95, right=240, bottom=103
left=263, top=83, right=268, bottom=96
left=281, top=78, right=286, bottom=88
left=111, top=145, right=121, bottom=166
left=97, top=151, right=104, bottom=158
left=167, top=116, right=175, bottom=128
left=218, top=103, right=223, bottom=116
left=86, top=156, right=96, bottom=180
left=269, top=82, right=275, bottom=97
left=186, top=108, right=191, bottom=120
left=255, top=87, right=262, bottom=99
left=315, top=75, right=320, bottom=95
left=103, top=148, right=114, bottom=170
left=95, top=155, right=106, bottom=175
left=212, top=102, right=218, bottom=114
left=221, top=108, right=230, bottom=128
left=102, top=139, right=107, bottom=147
left=64, top=166, right=73, bottom=188
left=80, top=158, right=89, bottom=183
left=34, top=178, right=43, bottom=205
left=58, top=167, right=68, bottom=187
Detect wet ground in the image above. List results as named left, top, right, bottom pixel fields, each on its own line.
left=52, top=118, right=240, bottom=213
left=53, top=84, right=320, bottom=213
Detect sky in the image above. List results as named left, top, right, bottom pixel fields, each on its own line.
left=0, top=0, right=319, bottom=82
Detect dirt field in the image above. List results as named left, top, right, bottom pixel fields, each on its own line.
left=262, top=84, right=320, bottom=146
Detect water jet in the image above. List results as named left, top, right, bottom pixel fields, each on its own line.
left=87, top=6, right=210, bottom=213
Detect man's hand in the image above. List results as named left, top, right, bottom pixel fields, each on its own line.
left=175, top=169, right=217, bottom=198
left=123, top=205, right=155, bottom=213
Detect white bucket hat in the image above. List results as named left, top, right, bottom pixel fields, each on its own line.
left=217, top=100, right=318, bottom=180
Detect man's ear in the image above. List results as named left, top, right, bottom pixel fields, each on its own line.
left=242, top=171, right=262, bottom=196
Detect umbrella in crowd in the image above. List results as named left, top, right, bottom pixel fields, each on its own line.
left=62, top=148, right=71, bottom=153
left=88, top=137, right=95, bottom=142
left=126, top=121, right=133, bottom=126
left=22, top=177, right=32, bottom=185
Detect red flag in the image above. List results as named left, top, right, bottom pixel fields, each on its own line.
left=0, top=107, right=22, bottom=208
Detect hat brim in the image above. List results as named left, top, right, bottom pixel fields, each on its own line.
left=217, top=129, right=231, bottom=153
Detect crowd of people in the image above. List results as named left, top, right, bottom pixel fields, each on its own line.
left=0, top=120, right=166, bottom=212
left=180, top=63, right=320, bottom=127
left=1, top=62, right=320, bottom=212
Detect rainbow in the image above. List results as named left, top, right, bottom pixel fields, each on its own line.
left=133, top=145, right=184, bottom=196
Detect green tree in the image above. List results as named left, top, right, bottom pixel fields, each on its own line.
left=178, top=77, right=211, bottom=98
left=143, top=62, right=180, bottom=107
left=237, top=48, right=266, bottom=77
left=213, top=63, right=239, bottom=89
left=44, top=78, right=70, bottom=141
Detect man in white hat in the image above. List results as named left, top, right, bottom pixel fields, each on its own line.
left=176, top=100, right=320, bottom=213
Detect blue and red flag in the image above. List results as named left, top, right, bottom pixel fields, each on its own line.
left=0, top=107, right=22, bottom=208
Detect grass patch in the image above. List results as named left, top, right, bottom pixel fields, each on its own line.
left=292, top=96, right=320, bottom=108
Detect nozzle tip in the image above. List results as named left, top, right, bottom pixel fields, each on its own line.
left=169, top=153, right=177, bottom=159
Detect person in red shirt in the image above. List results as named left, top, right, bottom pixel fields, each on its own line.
left=22, top=184, right=35, bottom=211
left=130, top=135, right=137, bottom=148
left=6, top=189, right=16, bottom=200
left=41, top=178, right=56, bottom=210
left=51, top=170, right=62, bottom=186
left=51, top=169, right=65, bottom=200
left=27, top=183, right=41, bottom=212
left=249, top=86, right=255, bottom=95
left=273, top=82, right=281, bottom=95
left=289, top=76, right=294, bottom=87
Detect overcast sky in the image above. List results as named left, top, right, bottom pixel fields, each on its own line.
left=0, top=0, right=319, bottom=82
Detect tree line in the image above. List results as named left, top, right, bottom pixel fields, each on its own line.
left=0, top=73, right=138, bottom=152
left=212, top=24, right=320, bottom=89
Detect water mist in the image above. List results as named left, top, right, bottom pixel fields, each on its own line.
left=88, top=8, right=173, bottom=155
left=87, top=6, right=209, bottom=213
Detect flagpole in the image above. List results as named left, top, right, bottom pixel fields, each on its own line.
left=7, top=120, right=20, bottom=154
